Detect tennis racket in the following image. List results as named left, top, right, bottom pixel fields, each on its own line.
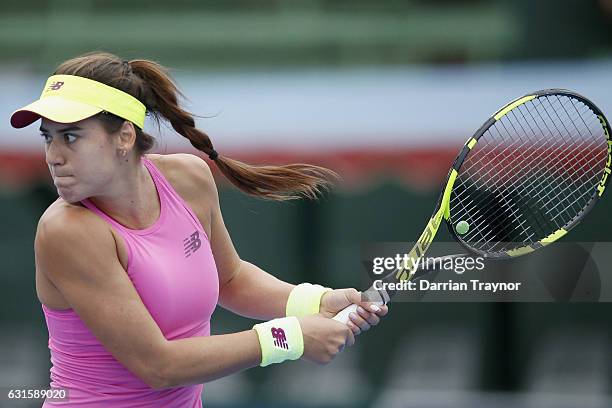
left=334, top=89, right=611, bottom=323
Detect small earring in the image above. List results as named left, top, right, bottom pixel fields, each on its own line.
left=120, top=149, right=127, bottom=157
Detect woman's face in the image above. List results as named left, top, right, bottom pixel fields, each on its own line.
left=40, top=117, right=123, bottom=203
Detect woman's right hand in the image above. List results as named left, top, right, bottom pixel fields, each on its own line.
left=298, top=314, right=355, bottom=365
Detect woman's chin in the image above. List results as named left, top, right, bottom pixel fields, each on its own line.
left=56, top=188, right=83, bottom=204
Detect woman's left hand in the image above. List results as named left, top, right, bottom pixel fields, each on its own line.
left=319, top=288, right=389, bottom=336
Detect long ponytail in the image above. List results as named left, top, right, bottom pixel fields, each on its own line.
left=55, top=52, right=338, bottom=200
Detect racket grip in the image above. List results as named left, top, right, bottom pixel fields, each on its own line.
left=332, top=288, right=387, bottom=324
left=332, top=304, right=360, bottom=324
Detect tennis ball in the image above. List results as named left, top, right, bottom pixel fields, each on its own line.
left=456, top=220, right=470, bottom=235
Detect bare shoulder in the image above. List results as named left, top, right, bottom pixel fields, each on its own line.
left=36, top=199, right=116, bottom=279
left=38, top=199, right=108, bottom=239
left=146, top=153, right=218, bottom=203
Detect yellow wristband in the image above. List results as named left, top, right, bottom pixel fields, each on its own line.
left=286, top=283, right=332, bottom=317
left=253, top=316, right=304, bottom=367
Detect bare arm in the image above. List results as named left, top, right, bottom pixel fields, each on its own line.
left=218, top=260, right=295, bottom=319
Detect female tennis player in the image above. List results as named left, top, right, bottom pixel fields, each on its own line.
left=9, top=52, right=388, bottom=407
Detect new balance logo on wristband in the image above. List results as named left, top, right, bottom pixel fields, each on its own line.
left=271, top=327, right=289, bottom=349
left=183, top=231, right=202, bottom=257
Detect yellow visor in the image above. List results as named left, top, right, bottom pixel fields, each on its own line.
left=10, top=74, right=146, bottom=129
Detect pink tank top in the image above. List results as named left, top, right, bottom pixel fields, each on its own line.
left=42, top=156, right=219, bottom=407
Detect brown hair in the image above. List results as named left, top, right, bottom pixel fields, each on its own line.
left=53, top=51, right=337, bottom=200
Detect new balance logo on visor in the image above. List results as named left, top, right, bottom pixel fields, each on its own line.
left=48, top=81, right=64, bottom=91
left=183, top=231, right=201, bottom=257
left=271, top=327, right=289, bottom=349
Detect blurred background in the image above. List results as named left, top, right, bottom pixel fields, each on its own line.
left=1, top=0, right=612, bottom=407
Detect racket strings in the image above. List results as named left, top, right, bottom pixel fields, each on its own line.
left=456, top=100, right=600, bottom=241
left=501, top=104, right=604, bottom=223
left=458, top=100, right=599, bottom=199
left=452, top=108, right=581, bottom=243
left=460, top=100, right=601, bottom=216
left=458, top=97, right=597, bottom=182
left=449, top=94, right=608, bottom=255
left=513, top=110, right=604, bottom=228
left=467, top=110, right=602, bottom=250
left=456, top=98, right=605, bottom=251
left=512, top=98, right=605, bottom=219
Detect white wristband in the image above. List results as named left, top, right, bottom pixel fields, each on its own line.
left=253, top=316, right=304, bottom=367
left=286, top=283, right=332, bottom=317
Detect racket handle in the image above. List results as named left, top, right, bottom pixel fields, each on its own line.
left=332, top=304, right=360, bottom=324
left=332, top=288, right=387, bottom=324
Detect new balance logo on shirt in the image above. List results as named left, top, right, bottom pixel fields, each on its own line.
left=271, top=327, right=289, bottom=349
left=183, top=231, right=201, bottom=257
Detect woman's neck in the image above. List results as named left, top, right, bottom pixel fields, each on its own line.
left=88, top=157, right=161, bottom=229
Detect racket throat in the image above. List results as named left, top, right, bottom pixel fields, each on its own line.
left=362, top=286, right=391, bottom=305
